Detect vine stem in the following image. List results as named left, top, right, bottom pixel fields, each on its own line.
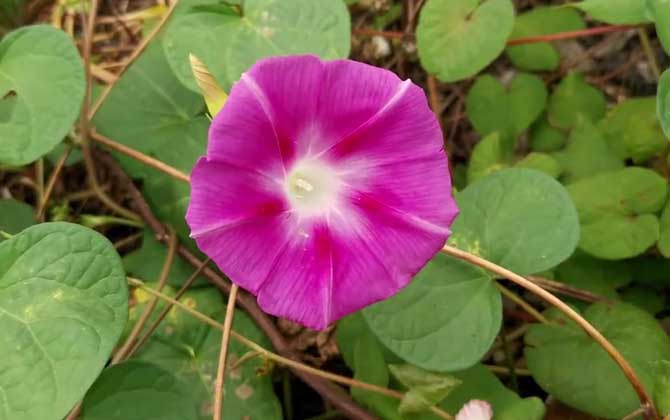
left=494, top=282, right=548, bottom=324
left=89, top=130, right=190, bottom=183
left=127, top=277, right=455, bottom=420
left=213, top=284, right=239, bottom=420
left=36, top=145, right=72, bottom=221
left=113, top=229, right=177, bottom=363
left=637, top=27, right=661, bottom=81
left=440, top=245, right=659, bottom=420
left=88, top=0, right=180, bottom=119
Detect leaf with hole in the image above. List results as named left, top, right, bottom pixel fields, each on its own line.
left=525, top=302, right=670, bottom=418
left=163, top=0, right=351, bottom=92
left=450, top=168, right=580, bottom=275
left=134, top=287, right=282, bottom=420
left=547, top=73, right=606, bottom=130
left=364, top=253, right=501, bottom=372
left=600, top=97, right=667, bottom=163
left=567, top=168, right=668, bottom=259
left=0, top=198, right=34, bottom=241
left=0, top=25, right=85, bottom=166
left=80, top=360, right=198, bottom=420
left=466, top=72, right=547, bottom=144
left=505, top=7, right=585, bottom=71
left=0, top=222, right=128, bottom=420
left=416, top=0, right=515, bottom=82
left=572, top=0, right=651, bottom=24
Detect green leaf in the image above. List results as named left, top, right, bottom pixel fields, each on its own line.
left=529, top=115, right=567, bottom=153
left=389, top=364, right=461, bottom=415
left=552, top=119, right=624, bottom=184
left=467, top=132, right=510, bottom=184
left=123, top=230, right=208, bottom=287
left=351, top=334, right=403, bottom=420
left=653, top=360, right=670, bottom=417
left=0, top=198, right=34, bottom=241
left=505, top=7, right=585, bottom=71
left=515, top=152, right=561, bottom=179
left=163, top=0, right=351, bottom=92
left=649, top=0, right=670, bottom=54
left=450, top=168, right=580, bottom=274
left=657, top=69, right=670, bottom=138
left=466, top=73, right=547, bottom=143
left=620, top=285, right=665, bottom=315
left=0, top=25, right=85, bottom=166
left=0, top=222, right=128, bottom=420
left=572, top=0, right=651, bottom=24
left=80, top=360, right=198, bottom=420
left=660, top=196, right=670, bottom=257
left=134, top=287, right=282, bottom=420
left=556, top=250, right=633, bottom=290
left=547, top=73, right=606, bottom=130
left=420, top=364, right=545, bottom=420
left=364, top=253, right=501, bottom=371
left=93, top=43, right=208, bottom=242
left=416, top=0, right=515, bottom=82
left=600, top=97, right=667, bottom=163
left=567, top=168, right=668, bottom=259
left=336, top=311, right=400, bottom=369
left=525, top=302, right=670, bottom=418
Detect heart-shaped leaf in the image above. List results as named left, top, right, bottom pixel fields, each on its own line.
left=572, top=0, right=651, bottom=24
left=0, top=198, right=34, bottom=241
left=123, top=230, right=208, bottom=287
left=466, top=72, right=547, bottom=143
left=93, top=43, right=208, bottom=243
left=416, top=0, right=515, bottom=82
left=657, top=69, right=670, bottom=138
left=0, top=25, right=84, bottom=166
left=426, top=364, right=545, bottom=420
left=567, top=168, right=668, bottom=259
left=163, top=0, right=351, bottom=92
left=450, top=168, right=580, bottom=275
left=547, top=73, right=606, bottom=130
left=467, top=132, right=510, bottom=184
left=525, top=302, right=670, bottom=418
left=364, top=253, right=501, bottom=372
left=80, top=360, right=198, bottom=420
left=600, top=97, right=667, bottom=163
left=506, top=7, right=585, bottom=71
left=649, top=0, right=670, bottom=54
left=552, top=119, right=624, bottom=184
left=0, top=222, right=128, bottom=420
left=134, top=287, right=282, bottom=420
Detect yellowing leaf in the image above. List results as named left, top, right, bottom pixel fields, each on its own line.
left=189, top=53, right=227, bottom=117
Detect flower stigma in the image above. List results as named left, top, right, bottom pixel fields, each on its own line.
left=285, top=159, right=342, bottom=217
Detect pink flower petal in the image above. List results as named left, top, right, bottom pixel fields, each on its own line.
left=456, top=400, right=493, bottom=420
left=187, top=55, right=458, bottom=329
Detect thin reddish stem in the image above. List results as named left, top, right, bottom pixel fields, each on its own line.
left=507, top=24, right=637, bottom=46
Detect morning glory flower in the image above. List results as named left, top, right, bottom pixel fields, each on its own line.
left=186, top=55, right=458, bottom=330
left=456, top=400, right=493, bottom=420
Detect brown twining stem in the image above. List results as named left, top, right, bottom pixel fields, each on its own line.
left=130, top=257, right=211, bottom=354
left=36, top=145, right=72, bottom=221
left=353, top=24, right=639, bottom=45
left=213, top=284, right=239, bottom=420
left=527, top=275, right=609, bottom=303
left=88, top=0, right=180, bottom=119
left=441, top=245, right=659, bottom=420
left=89, top=130, right=191, bottom=183
left=129, top=278, right=455, bottom=420
left=112, top=228, right=178, bottom=363
left=79, top=0, right=140, bottom=222
left=506, top=24, right=638, bottom=45
left=97, top=151, right=377, bottom=420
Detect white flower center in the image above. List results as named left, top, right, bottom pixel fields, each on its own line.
left=286, top=160, right=342, bottom=217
